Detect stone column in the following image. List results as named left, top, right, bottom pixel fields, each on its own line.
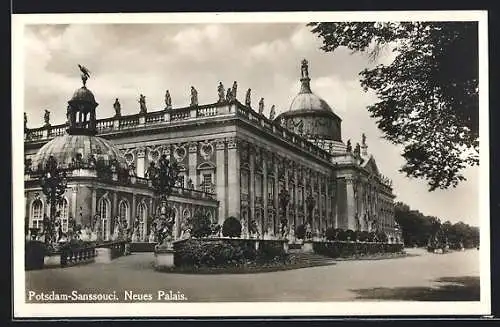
left=131, top=194, right=136, bottom=229
left=345, top=176, right=357, bottom=230
left=215, top=139, right=226, bottom=224
left=293, top=166, right=298, bottom=228
left=188, top=142, right=198, bottom=188
left=284, top=160, right=289, bottom=226
left=273, top=156, right=279, bottom=235
left=91, top=188, right=97, bottom=219
left=262, top=152, right=268, bottom=235
left=226, top=137, right=240, bottom=219
left=303, top=172, right=307, bottom=220
left=249, top=146, right=256, bottom=224
left=71, top=187, right=78, bottom=223
left=136, top=147, right=146, bottom=178
left=112, top=191, right=118, bottom=232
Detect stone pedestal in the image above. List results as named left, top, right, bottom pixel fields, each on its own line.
left=95, top=248, right=112, bottom=263
left=154, top=250, right=175, bottom=269
left=44, top=254, right=61, bottom=268
left=283, top=242, right=289, bottom=254
left=254, top=240, right=260, bottom=251
left=302, top=241, right=314, bottom=253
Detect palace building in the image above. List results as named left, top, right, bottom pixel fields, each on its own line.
left=24, top=59, right=400, bottom=242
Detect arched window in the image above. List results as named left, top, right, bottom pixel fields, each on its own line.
left=118, top=200, right=130, bottom=227
left=99, top=198, right=111, bottom=240
left=57, top=198, right=69, bottom=233
left=137, top=202, right=147, bottom=241
left=31, top=199, right=43, bottom=230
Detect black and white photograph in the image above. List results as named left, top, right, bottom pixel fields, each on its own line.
left=12, top=11, right=490, bottom=317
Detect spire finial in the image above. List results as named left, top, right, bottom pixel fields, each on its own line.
left=299, top=59, right=312, bottom=94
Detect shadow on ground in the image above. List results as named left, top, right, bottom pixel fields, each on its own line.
left=351, top=276, right=480, bottom=301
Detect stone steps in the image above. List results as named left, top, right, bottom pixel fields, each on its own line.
left=288, top=252, right=336, bottom=266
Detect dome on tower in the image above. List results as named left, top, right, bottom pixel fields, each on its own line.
left=277, top=59, right=342, bottom=142
left=70, top=86, right=98, bottom=105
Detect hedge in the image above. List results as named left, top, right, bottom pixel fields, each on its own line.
left=313, top=241, right=404, bottom=258
left=173, top=238, right=287, bottom=268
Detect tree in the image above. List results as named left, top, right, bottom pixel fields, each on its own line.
left=308, top=22, right=479, bottom=191
left=222, top=216, right=242, bottom=238
left=191, top=210, right=212, bottom=238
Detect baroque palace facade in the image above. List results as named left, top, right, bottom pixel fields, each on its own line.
left=24, top=60, right=400, bottom=243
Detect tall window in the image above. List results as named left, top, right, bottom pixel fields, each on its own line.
left=267, top=177, right=274, bottom=200
left=118, top=200, right=130, bottom=226
left=99, top=198, right=110, bottom=240
left=57, top=199, right=69, bottom=233
left=255, top=174, right=263, bottom=198
left=298, top=187, right=303, bottom=206
left=31, top=199, right=43, bottom=230
left=201, top=173, right=212, bottom=193
left=241, top=170, right=249, bottom=195
left=137, top=202, right=147, bottom=241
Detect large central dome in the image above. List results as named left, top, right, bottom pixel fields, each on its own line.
left=277, top=59, right=342, bottom=142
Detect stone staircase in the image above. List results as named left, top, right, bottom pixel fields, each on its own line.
left=288, top=250, right=336, bottom=267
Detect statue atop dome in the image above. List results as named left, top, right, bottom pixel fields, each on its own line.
left=78, top=64, right=91, bottom=87
left=301, top=59, right=309, bottom=79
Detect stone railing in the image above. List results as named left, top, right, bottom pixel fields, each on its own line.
left=25, top=101, right=331, bottom=162
left=60, top=245, right=97, bottom=267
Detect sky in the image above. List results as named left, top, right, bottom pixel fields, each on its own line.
left=22, top=23, right=480, bottom=226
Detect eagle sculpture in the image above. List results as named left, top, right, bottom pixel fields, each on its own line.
left=78, top=64, right=91, bottom=86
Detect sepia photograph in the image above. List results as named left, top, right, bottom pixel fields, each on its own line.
left=12, top=11, right=490, bottom=317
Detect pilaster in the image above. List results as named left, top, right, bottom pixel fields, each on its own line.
left=136, top=147, right=146, bottom=178
left=226, top=137, right=240, bottom=219
left=249, top=146, right=256, bottom=224
left=215, top=139, right=226, bottom=224
left=188, top=142, right=198, bottom=187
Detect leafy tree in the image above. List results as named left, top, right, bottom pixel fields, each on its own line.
left=309, top=22, right=479, bottom=191
left=295, top=224, right=306, bottom=240
left=191, top=210, right=212, bottom=238
left=222, top=216, right=242, bottom=238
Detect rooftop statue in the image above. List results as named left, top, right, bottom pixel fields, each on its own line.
left=258, top=98, right=264, bottom=115
left=113, top=98, right=121, bottom=117
left=190, top=86, right=198, bottom=106
left=44, top=110, right=51, bottom=126
left=24, top=112, right=27, bottom=131
left=217, top=82, right=225, bottom=103
left=269, top=104, right=276, bottom=120
left=245, top=88, right=251, bottom=107
left=226, top=88, right=232, bottom=101
left=346, top=139, right=352, bottom=152
left=165, top=90, right=172, bottom=109
left=354, top=143, right=361, bottom=156
left=231, top=81, right=238, bottom=100
left=362, top=133, right=366, bottom=146
left=78, top=64, right=91, bottom=87
left=139, top=94, right=147, bottom=113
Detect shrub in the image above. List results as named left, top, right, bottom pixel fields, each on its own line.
left=368, top=231, right=377, bottom=242
left=192, top=211, right=212, bottom=238
left=358, top=231, right=370, bottom=242
left=376, top=231, right=388, bottom=243
left=314, top=241, right=404, bottom=258
left=345, top=229, right=356, bottom=241
left=325, top=227, right=337, bottom=241
left=25, top=240, right=46, bottom=270
left=295, top=224, right=306, bottom=240
left=222, top=216, right=242, bottom=237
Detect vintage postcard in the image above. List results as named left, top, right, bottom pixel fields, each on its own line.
left=12, top=11, right=490, bottom=318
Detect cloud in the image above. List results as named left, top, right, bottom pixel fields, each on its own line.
left=21, top=23, right=480, bottom=226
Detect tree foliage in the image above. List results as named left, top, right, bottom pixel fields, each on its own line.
left=308, top=22, right=479, bottom=191
left=394, top=201, right=479, bottom=248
